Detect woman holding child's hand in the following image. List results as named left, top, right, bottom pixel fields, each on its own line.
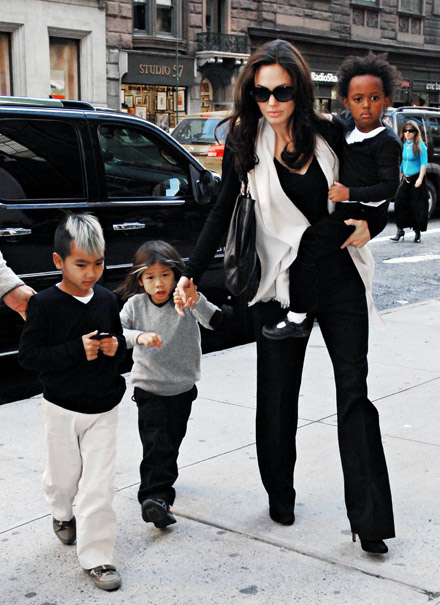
left=175, top=39, right=395, bottom=555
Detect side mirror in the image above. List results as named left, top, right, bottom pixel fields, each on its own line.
left=191, top=167, right=220, bottom=204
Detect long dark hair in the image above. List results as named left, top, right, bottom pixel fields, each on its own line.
left=221, top=39, right=329, bottom=177
left=400, top=120, right=423, bottom=157
left=115, top=240, right=184, bottom=300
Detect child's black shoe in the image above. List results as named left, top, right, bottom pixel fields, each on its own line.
left=141, top=498, right=176, bottom=528
left=262, top=316, right=312, bottom=340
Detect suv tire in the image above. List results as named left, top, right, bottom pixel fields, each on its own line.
left=427, top=179, right=437, bottom=218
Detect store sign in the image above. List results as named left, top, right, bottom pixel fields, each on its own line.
left=124, top=54, right=195, bottom=87
left=312, top=72, right=338, bottom=84
left=426, top=82, right=440, bottom=91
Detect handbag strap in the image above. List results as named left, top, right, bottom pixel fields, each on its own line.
left=240, top=178, right=250, bottom=197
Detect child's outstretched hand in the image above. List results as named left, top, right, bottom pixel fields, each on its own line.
left=137, top=332, right=163, bottom=349
left=99, top=335, right=119, bottom=357
left=328, top=181, right=350, bottom=203
left=174, top=277, right=200, bottom=310
left=82, top=330, right=101, bottom=361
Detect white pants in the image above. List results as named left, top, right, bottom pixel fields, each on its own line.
left=41, top=399, right=118, bottom=570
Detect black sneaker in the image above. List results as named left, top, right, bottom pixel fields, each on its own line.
left=141, top=498, right=176, bottom=528
left=262, top=317, right=312, bottom=340
left=53, top=516, right=76, bottom=545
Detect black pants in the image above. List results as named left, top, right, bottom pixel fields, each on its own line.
left=290, top=204, right=377, bottom=313
left=253, top=267, right=395, bottom=540
left=394, top=174, right=429, bottom=232
left=133, top=385, right=197, bottom=506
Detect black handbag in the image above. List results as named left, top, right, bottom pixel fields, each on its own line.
left=224, top=179, right=257, bottom=296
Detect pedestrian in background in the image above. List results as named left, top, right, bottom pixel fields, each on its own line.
left=117, top=240, right=220, bottom=530
left=0, top=250, right=35, bottom=318
left=175, top=39, right=395, bottom=555
left=390, top=120, right=428, bottom=243
left=19, top=213, right=126, bottom=592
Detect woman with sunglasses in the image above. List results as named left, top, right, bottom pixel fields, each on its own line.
left=175, top=39, right=394, bottom=554
left=390, top=120, right=428, bottom=243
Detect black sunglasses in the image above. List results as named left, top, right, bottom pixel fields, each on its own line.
left=251, top=86, right=295, bottom=103
left=404, top=128, right=416, bottom=133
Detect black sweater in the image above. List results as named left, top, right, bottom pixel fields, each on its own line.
left=340, top=127, right=402, bottom=203
left=19, top=285, right=126, bottom=414
left=184, top=120, right=388, bottom=283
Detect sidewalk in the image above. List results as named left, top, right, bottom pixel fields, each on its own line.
left=1, top=300, right=440, bottom=604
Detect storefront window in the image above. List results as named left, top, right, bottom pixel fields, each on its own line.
left=0, top=33, right=12, bottom=96
left=121, top=83, right=184, bottom=130
left=49, top=38, right=79, bottom=100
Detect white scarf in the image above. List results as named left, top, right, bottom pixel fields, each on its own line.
left=247, top=118, right=384, bottom=328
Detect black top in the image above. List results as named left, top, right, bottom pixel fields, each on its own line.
left=184, top=119, right=388, bottom=284
left=19, top=284, right=126, bottom=414
left=274, top=156, right=329, bottom=225
left=340, top=128, right=402, bottom=203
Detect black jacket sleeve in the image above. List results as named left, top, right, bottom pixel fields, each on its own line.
left=348, top=136, right=402, bottom=203
left=184, top=142, right=241, bottom=282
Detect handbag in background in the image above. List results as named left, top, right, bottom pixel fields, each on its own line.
left=224, top=179, right=257, bottom=296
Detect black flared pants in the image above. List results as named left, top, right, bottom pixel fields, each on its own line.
left=252, top=272, right=395, bottom=540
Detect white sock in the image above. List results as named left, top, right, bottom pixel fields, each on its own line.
left=286, top=311, right=307, bottom=324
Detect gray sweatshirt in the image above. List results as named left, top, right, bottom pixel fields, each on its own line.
left=120, top=292, right=219, bottom=396
left=0, top=251, right=24, bottom=299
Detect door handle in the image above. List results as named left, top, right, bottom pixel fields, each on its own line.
left=0, top=227, right=32, bottom=237
left=113, top=222, right=145, bottom=231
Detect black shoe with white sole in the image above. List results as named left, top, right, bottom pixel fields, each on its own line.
left=262, top=317, right=312, bottom=340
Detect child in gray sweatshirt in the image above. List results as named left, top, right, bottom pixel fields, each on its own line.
left=118, top=240, right=220, bottom=529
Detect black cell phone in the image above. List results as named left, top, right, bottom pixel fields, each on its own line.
left=90, top=333, right=111, bottom=340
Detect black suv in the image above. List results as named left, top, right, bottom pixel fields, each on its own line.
left=0, top=97, right=239, bottom=356
left=384, top=106, right=440, bottom=215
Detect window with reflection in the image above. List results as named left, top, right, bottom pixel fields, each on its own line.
left=0, top=119, right=85, bottom=200
left=49, top=38, right=80, bottom=100
left=97, top=124, right=190, bottom=198
left=133, top=0, right=178, bottom=37
left=0, top=33, right=12, bottom=96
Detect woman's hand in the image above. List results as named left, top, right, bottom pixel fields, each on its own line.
left=174, top=276, right=190, bottom=316
left=173, top=277, right=199, bottom=310
left=341, top=219, right=371, bottom=249
left=415, top=179, right=423, bottom=188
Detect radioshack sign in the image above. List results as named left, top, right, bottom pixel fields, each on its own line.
left=312, top=72, right=338, bottom=84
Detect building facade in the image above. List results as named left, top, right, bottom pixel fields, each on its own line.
left=0, top=0, right=107, bottom=103
left=106, top=0, right=440, bottom=127
left=2, top=1, right=440, bottom=120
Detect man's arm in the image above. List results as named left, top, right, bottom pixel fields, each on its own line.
left=0, top=251, right=35, bottom=318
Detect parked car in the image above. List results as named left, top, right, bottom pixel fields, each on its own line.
left=384, top=106, right=440, bottom=216
left=171, top=111, right=230, bottom=175
left=0, top=97, right=249, bottom=357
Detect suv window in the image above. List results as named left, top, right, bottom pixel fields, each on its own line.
left=427, top=117, right=440, bottom=154
left=173, top=118, right=228, bottom=144
left=0, top=119, right=85, bottom=200
left=97, top=124, right=190, bottom=198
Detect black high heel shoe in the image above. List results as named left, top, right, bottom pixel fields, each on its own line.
left=352, top=532, right=388, bottom=554
left=269, top=503, right=295, bottom=526
left=390, top=229, right=405, bottom=242
left=414, top=230, right=421, bottom=243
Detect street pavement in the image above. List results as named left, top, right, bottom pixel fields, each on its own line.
left=1, top=300, right=440, bottom=604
